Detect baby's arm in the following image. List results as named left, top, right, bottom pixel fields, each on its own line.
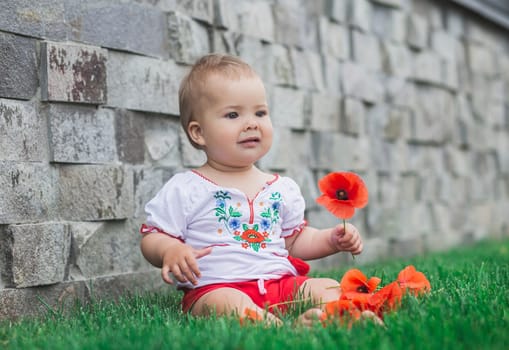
left=140, top=233, right=212, bottom=285
left=285, top=223, right=363, bottom=260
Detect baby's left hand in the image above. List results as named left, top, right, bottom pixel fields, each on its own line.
left=330, top=223, right=363, bottom=255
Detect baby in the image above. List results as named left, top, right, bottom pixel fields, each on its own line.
left=140, top=53, right=363, bottom=326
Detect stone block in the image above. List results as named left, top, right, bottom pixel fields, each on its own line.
left=268, top=44, right=296, bottom=87
left=318, top=18, right=349, bottom=60
left=0, top=281, right=89, bottom=320
left=411, top=51, right=443, bottom=86
left=258, top=127, right=293, bottom=171
left=311, top=131, right=348, bottom=169
left=235, top=35, right=272, bottom=83
left=342, top=97, right=365, bottom=136
left=410, top=86, right=456, bottom=144
left=309, top=93, right=341, bottom=132
left=322, top=55, right=342, bottom=94
left=326, top=0, right=348, bottom=23
left=216, top=0, right=275, bottom=42
left=4, top=223, right=71, bottom=287
left=144, top=116, right=182, bottom=167
left=352, top=30, right=383, bottom=72
left=0, top=32, right=38, bottom=100
left=48, top=104, right=117, bottom=163
left=0, top=99, right=48, bottom=162
left=283, top=131, right=313, bottom=168
left=168, top=11, right=211, bottom=64
left=431, top=30, right=458, bottom=63
left=69, top=220, right=147, bottom=279
left=56, top=165, right=133, bottom=220
left=86, top=271, right=167, bottom=301
left=0, top=0, right=66, bottom=41
left=406, top=13, right=428, bottom=50
left=290, top=49, right=325, bottom=91
left=163, top=0, right=214, bottom=24
left=349, top=0, right=372, bottom=32
left=354, top=237, right=390, bottom=265
left=442, top=60, right=460, bottom=91
left=0, top=162, right=55, bottom=224
left=385, top=77, right=416, bottom=109
left=273, top=0, right=319, bottom=49
left=41, top=42, right=107, bottom=104
left=371, top=0, right=403, bottom=8
left=382, top=42, right=412, bottom=78
left=389, top=236, right=425, bottom=258
left=107, top=51, right=184, bottom=115
left=65, top=0, right=168, bottom=58
left=383, top=107, right=411, bottom=141
left=115, top=110, right=146, bottom=165
left=270, top=86, right=307, bottom=129
left=467, top=42, right=497, bottom=77
left=342, top=62, right=384, bottom=103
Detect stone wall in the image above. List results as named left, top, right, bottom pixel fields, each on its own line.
left=1, top=0, right=508, bottom=319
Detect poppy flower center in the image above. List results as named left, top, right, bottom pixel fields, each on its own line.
left=356, top=285, right=369, bottom=293
left=336, top=189, right=349, bottom=200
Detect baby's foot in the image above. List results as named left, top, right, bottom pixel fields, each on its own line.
left=296, top=308, right=323, bottom=327
left=239, top=308, right=282, bottom=327
left=360, top=310, right=385, bottom=327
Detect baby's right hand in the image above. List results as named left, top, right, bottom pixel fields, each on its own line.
left=161, top=243, right=212, bottom=285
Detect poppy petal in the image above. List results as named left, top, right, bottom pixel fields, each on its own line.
left=397, top=265, right=431, bottom=295
left=340, top=269, right=368, bottom=292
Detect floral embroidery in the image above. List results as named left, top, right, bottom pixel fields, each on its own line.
left=213, top=190, right=282, bottom=252
left=214, top=191, right=242, bottom=235
left=233, top=224, right=271, bottom=252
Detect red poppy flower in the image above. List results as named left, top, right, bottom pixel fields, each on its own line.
left=241, top=229, right=265, bottom=243
left=320, top=300, right=362, bottom=328
left=316, top=172, right=368, bottom=219
left=339, top=269, right=381, bottom=310
left=397, top=265, right=431, bottom=296
left=368, top=281, right=403, bottom=317
left=340, top=269, right=381, bottom=294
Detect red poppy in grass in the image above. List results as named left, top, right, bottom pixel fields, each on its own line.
left=397, top=265, right=431, bottom=296
left=320, top=300, right=362, bottom=328
left=339, top=269, right=381, bottom=310
left=368, top=281, right=403, bottom=317
left=340, top=269, right=381, bottom=294
left=316, top=172, right=369, bottom=219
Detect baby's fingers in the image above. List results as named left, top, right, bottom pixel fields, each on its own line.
left=161, top=264, right=174, bottom=285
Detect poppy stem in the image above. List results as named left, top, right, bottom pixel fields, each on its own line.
left=344, top=219, right=355, bottom=260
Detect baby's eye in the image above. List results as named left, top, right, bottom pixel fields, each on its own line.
left=225, top=112, right=239, bottom=119
left=255, top=110, right=267, bottom=117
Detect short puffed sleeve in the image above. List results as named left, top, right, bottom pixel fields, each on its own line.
left=141, top=172, right=192, bottom=240
left=279, top=177, right=306, bottom=238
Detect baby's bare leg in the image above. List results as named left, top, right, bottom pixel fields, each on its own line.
left=190, top=287, right=282, bottom=326
left=296, top=277, right=340, bottom=326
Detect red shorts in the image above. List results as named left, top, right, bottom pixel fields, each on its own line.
left=181, top=275, right=309, bottom=314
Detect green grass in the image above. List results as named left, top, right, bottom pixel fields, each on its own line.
left=1, top=238, right=509, bottom=350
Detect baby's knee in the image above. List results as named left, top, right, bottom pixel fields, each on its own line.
left=191, top=287, right=254, bottom=316
left=300, top=277, right=340, bottom=301
left=306, top=277, right=340, bottom=289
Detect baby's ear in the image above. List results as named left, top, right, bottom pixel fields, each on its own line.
left=187, top=121, right=206, bottom=147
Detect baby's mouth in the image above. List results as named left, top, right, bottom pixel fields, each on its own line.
left=239, top=137, right=260, bottom=144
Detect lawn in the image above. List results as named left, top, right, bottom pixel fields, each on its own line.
left=1, top=238, right=508, bottom=350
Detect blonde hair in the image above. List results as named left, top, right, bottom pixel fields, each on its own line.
left=178, top=53, right=257, bottom=149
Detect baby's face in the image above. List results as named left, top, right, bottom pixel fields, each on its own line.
left=190, top=73, right=273, bottom=170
